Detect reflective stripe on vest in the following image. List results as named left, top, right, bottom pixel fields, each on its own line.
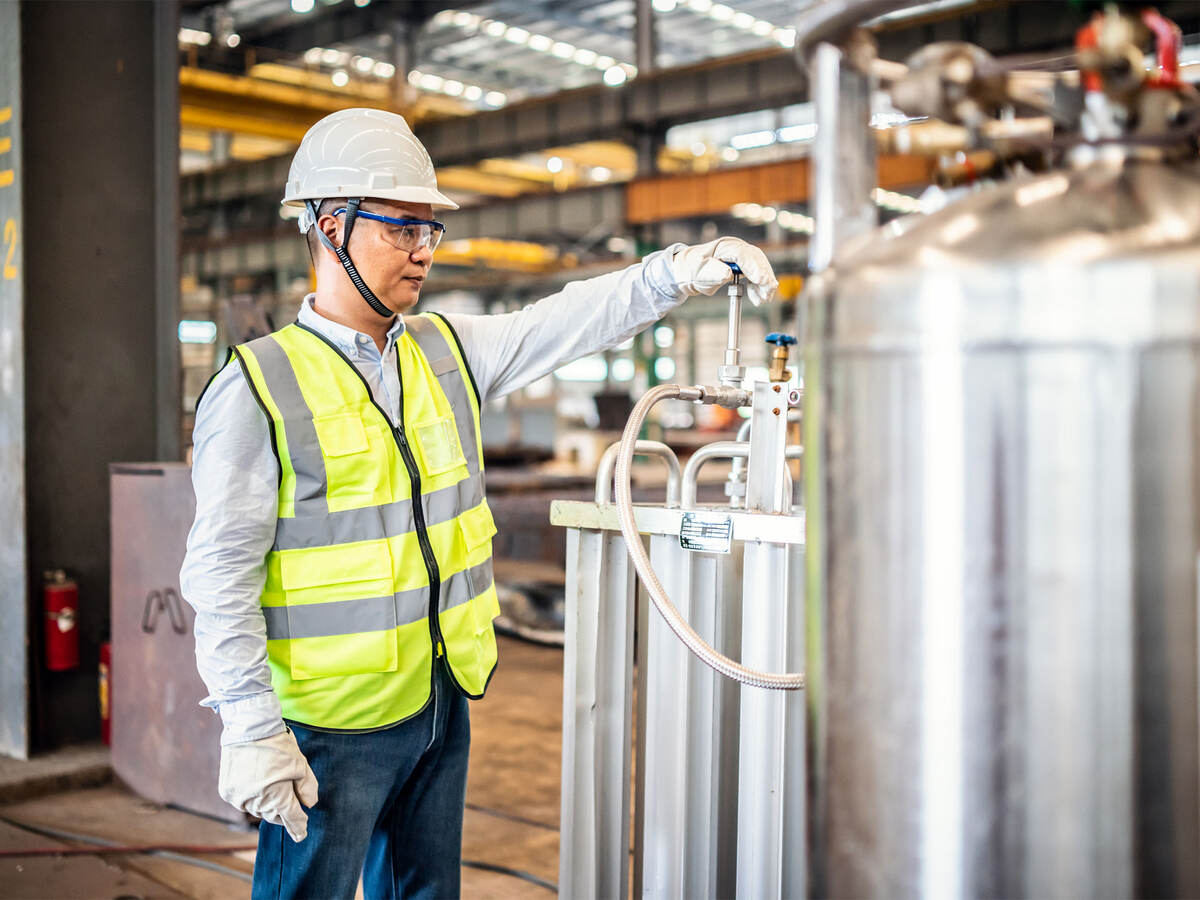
left=231, top=313, right=499, bottom=731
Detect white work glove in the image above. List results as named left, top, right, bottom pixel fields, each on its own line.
left=668, top=237, right=779, bottom=306
left=218, top=728, right=319, bottom=842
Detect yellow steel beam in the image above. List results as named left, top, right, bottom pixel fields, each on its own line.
left=436, top=238, right=565, bottom=272
left=435, top=166, right=534, bottom=198
left=477, top=157, right=557, bottom=184
left=179, top=65, right=475, bottom=147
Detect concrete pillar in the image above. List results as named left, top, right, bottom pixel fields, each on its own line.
left=0, top=0, right=180, bottom=756
left=634, top=0, right=658, bottom=74
left=0, top=0, right=30, bottom=759
left=390, top=20, right=419, bottom=110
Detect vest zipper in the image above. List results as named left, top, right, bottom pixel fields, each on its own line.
left=389, top=350, right=454, bottom=684
left=291, top=321, right=460, bottom=691
left=388, top=407, right=448, bottom=666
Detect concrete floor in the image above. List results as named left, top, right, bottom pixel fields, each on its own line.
left=0, top=636, right=564, bottom=899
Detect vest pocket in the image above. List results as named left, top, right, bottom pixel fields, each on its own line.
left=288, top=627, right=399, bottom=680
left=458, top=499, right=497, bottom=553
left=413, top=414, right=467, bottom=476
left=279, top=541, right=400, bottom=680
left=313, top=412, right=369, bottom=456
left=313, top=413, right=394, bottom=509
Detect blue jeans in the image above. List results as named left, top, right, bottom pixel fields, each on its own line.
left=252, top=660, right=471, bottom=900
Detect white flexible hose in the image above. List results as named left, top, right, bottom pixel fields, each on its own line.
left=613, top=384, right=805, bottom=691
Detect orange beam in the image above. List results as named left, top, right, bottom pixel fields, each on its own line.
left=625, top=155, right=937, bottom=225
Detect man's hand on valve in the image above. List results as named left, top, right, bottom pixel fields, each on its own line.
left=669, top=237, right=779, bottom=306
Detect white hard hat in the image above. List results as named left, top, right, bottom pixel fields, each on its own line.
left=283, top=107, right=458, bottom=232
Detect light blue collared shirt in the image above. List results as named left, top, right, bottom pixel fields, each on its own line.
left=181, top=247, right=687, bottom=744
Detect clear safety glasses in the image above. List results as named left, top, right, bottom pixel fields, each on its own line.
left=334, top=208, right=446, bottom=253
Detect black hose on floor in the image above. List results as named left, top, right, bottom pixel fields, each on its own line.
left=0, top=812, right=253, bottom=883
left=465, top=801, right=558, bottom=832
left=462, top=859, right=557, bottom=893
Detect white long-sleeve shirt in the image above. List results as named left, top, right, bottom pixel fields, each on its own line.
left=180, top=246, right=687, bottom=744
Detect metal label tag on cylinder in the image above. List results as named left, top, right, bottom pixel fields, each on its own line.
left=679, top=512, right=733, bottom=553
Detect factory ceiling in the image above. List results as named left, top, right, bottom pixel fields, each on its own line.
left=180, top=0, right=807, bottom=110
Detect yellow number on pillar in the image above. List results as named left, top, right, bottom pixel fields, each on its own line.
left=3, top=219, right=17, bottom=280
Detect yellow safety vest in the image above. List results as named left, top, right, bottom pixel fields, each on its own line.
left=226, top=312, right=499, bottom=731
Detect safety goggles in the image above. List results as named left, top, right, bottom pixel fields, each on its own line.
left=334, top=208, right=446, bottom=253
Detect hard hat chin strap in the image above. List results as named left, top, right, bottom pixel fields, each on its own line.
left=306, top=197, right=395, bottom=319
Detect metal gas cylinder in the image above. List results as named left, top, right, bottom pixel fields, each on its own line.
left=803, top=157, right=1200, bottom=899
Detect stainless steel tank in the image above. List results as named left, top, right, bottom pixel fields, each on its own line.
left=803, top=158, right=1200, bottom=898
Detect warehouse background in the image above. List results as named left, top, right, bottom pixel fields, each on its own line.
left=5, top=0, right=1200, bottom=761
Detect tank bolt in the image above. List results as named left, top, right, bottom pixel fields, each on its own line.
left=773, top=384, right=781, bottom=393
left=772, top=407, right=780, bottom=416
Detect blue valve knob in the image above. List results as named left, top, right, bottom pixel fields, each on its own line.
left=724, top=261, right=743, bottom=275
left=765, top=332, right=797, bottom=347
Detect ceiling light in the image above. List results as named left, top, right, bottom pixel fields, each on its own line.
left=710, top=4, right=734, bottom=22
left=777, top=210, right=794, bottom=227
left=620, top=63, right=638, bottom=77
left=484, top=90, right=507, bottom=107
left=732, top=11, right=755, bottom=29
left=604, top=66, right=627, bottom=86
left=420, top=73, right=445, bottom=91
left=691, top=141, right=707, bottom=156
left=178, top=27, right=212, bottom=46
left=778, top=123, right=817, bottom=142
left=408, top=69, right=423, bottom=85
left=354, top=0, right=371, bottom=7
left=688, top=0, right=713, bottom=11
left=551, top=41, right=576, bottom=59
left=611, top=357, right=635, bottom=381
left=453, top=11, right=476, bottom=26
left=730, top=129, right=776, bottom=150
left=442, top=79, right=464, bottom=96
left=504, top=26, right=530, bottom=44
left=178, top=320, right=218, bottom=344
left=291, top=0, right=315, bottom=13
left=654, top=325, right=675, bottom=348
left=432, top=9, right=455, bottom=26
left=774, top=27, right=796, bottom=47
left=721, top=147, right=740, bottom=161
left=760, top=206, right=777, bottom=222
left=373, top=61, right=395, bottom=78
left=304, top=47, right=322, bottom=64
left=743, top=203, right=763, bottom=218
left=653, top=0, right=677, bottom=9
left=483, top=20, right=507, bottom=37
left=594, top=55, right=616, bottom=70
left=546, top=156, right=564, bottom=173
left=752, top=19, right=773, bottom=36
left=321, top=48, right=341, bottom=65
left=354, top=56, right=374, bottom=73
left=528, top=34, right=553, bottom=52
left=573, top=48, right=598, bottom=66
left=331, top=70, right=350, bottom=87
left=463, top=84, right=483, bottom=101
left=591, top=166, right=612, bottom=181
left=606, top=236, right=629, bottom=253
left=225, top=33, right=241, bottom=48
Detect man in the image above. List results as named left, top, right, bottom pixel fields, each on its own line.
left=180, top=107, right=777, bottom=899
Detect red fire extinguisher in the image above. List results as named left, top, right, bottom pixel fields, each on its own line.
left=43, top=569, right=80, bottom=671
left=99, top=641, right=112, bottom=746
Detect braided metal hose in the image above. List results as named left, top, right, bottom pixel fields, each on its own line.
left=613, top=384, right=805, bottom=691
